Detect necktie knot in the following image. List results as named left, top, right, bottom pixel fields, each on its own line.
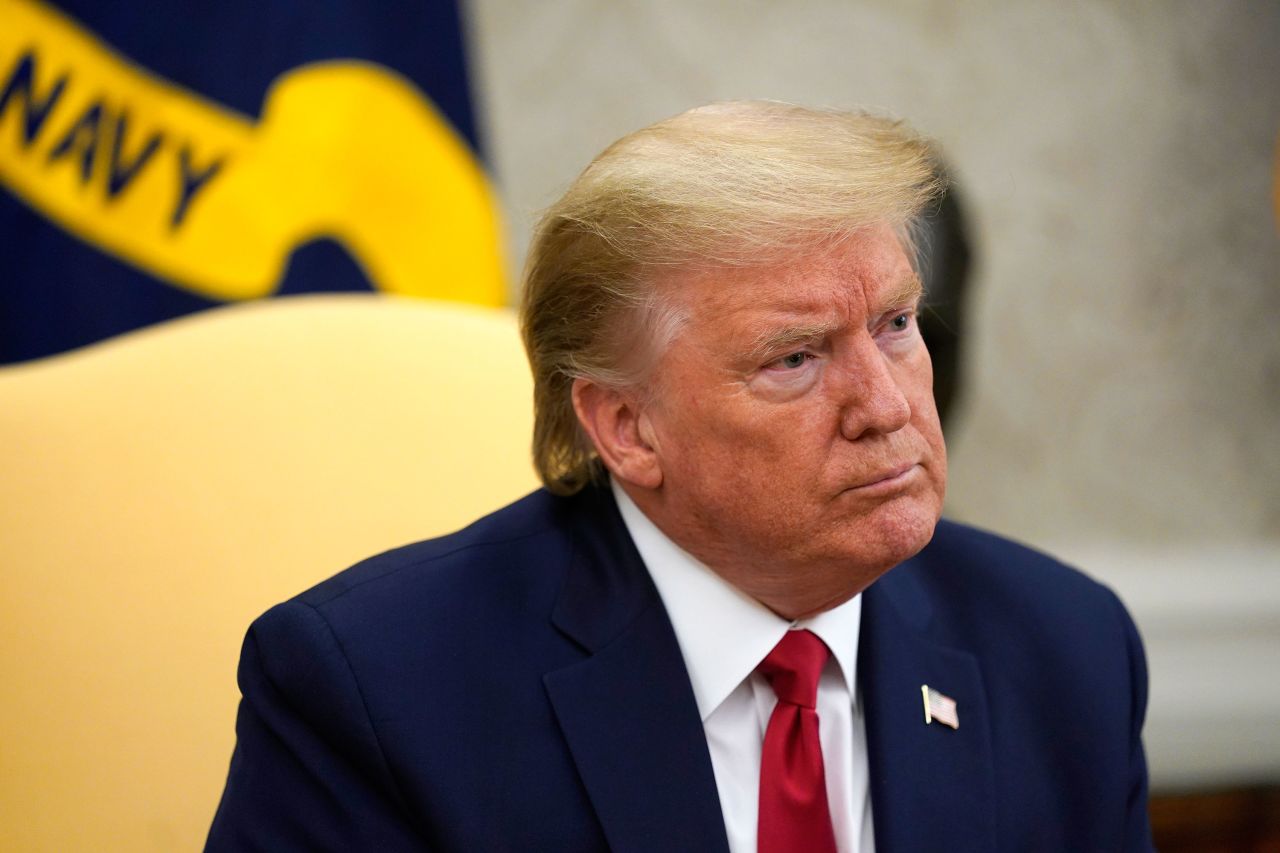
left=757, top=629, right=829, bottom=710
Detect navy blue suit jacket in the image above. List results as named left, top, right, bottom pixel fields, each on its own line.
left=206, top=484, right=1153, bottom=851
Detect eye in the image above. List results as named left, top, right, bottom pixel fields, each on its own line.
left=774, top=351, right=810, bottom=370
left=890, top=312, right=913, bottom=331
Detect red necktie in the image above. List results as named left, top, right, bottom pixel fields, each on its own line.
left=757, top=629, right=838, bottom=853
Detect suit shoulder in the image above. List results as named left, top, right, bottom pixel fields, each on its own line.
left=288, top=488, right=571, bottom=612
left=907, top=518, right=1136, bottom=644
left=926, top=517, right=1109, bottom=596
left=893, top=520, right=1147, bottom=730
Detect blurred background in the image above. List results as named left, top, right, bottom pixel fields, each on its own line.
left=2, top=0, right=1277, bottom=849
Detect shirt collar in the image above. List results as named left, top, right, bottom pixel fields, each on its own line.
left=611, top=479, right=862, bottom=721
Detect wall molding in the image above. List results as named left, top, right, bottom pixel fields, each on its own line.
left=1045, top=541, right=1280, bottom=791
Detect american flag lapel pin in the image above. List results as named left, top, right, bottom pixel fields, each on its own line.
left=921, top=684, right=959, bottom=730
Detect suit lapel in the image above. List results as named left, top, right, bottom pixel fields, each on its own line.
left=860, top=563, right=996, bottom=853
left=544, top=486, right=729, bottom=853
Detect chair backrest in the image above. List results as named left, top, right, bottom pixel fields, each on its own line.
left=0, top=294, right=540, bottom=852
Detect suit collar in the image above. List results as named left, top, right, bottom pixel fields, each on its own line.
left=545, top=482, right=730, bottom=853
left=860, top=556, right=997, bottom=852
left=548, top=481, right=661, bottom=653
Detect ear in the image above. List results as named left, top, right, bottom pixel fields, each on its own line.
left=571, top=378, right=663, bottom=489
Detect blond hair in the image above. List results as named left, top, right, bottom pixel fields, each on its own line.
left=520, top=100, right=942, bottom=494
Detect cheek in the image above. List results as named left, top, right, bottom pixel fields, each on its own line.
left=914, top=392, right=948, bottom=498
left=658, top=408, right=788, bottom=499
left=911, top=383, right=944, bottom=441
left=649, top=402, right=740, bottom=487
left=900, top=351, right=947, bottom=479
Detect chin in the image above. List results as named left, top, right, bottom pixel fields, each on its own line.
left=852, top=498, right=941, bottom=573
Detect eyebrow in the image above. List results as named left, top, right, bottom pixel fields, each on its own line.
left=742, top=276, right=925, bottom=364
left=885, top=275, right=925, bottom=308
left=745, top=320, right=840, bottom=364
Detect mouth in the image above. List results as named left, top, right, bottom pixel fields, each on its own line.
left=848, top=462, right=920, bottom=493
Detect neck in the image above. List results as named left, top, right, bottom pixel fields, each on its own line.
left=617, top=480, right=881, bottom=621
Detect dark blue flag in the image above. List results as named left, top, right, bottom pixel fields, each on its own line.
left=0, top=0, right=505, bottom=364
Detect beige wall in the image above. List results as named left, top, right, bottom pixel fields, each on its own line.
left=467, top=0, right=1280, bottom=788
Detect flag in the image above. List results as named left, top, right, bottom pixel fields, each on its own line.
left=0, top=0, right=505, bottom=364
left=921, top=684, right=959, bottom=729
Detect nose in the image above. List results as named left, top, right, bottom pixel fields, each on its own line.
left=836, top=336, right=912, bottom=441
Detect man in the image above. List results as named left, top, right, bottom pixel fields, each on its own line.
left=207, top=102, right=1153, bottom=851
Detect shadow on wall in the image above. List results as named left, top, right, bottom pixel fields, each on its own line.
left=917, top=174, right=972, bottom=436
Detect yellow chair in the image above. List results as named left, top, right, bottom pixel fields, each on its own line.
left=0, top=294, right=539, bottom=852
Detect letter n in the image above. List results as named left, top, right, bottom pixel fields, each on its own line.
left=0, top=50, right=68, bottom=146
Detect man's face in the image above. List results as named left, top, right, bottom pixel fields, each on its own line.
left=632, top=224, right=947, bottom=617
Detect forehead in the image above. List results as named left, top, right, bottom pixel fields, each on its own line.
left=661, top=226, right=919, bottom=330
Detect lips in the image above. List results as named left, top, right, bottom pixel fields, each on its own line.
left=850, top=462, right=919, bottom=491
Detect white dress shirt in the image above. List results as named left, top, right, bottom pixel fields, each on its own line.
left=612, top=481, right=876, bottom=853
